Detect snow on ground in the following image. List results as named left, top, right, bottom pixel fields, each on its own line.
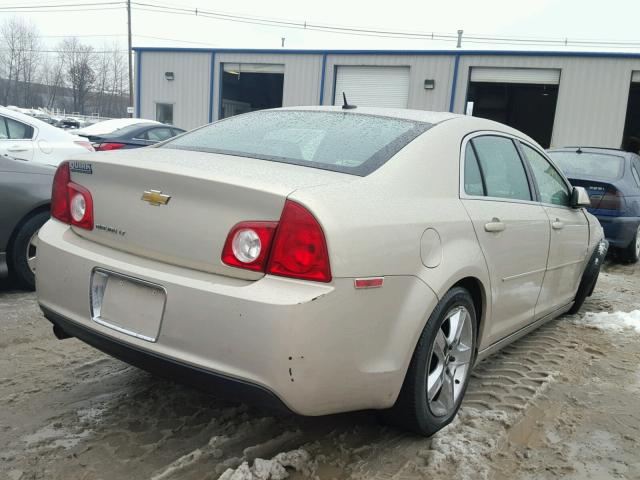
left=573, top=310, right=640, bottom=334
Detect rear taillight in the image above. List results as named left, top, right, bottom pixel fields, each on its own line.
left=597, top=189, right=625, bottom=211
left=51, top=161, right=94, bottom=230
left=221, top=200, right=332, bottom=283
left=221, top=222, right=277, bottom=271
left=52, top=161, right=71, bottom=224
left=267, top=201, right=331, bottom=282
left=74, top=140, right=95, bottom=152
left=95, top=142, right=125, bottom=151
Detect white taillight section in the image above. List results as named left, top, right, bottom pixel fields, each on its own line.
left=354, top=277, right=384, bottom=289
left=70, top=192, right=86, bottom=222
left=232, top=228, right=262, bottom=263
left=74, top=140, right=95, bottom=152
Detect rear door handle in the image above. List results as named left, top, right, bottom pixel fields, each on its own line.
left=484, top=218, right=505, bottom=233
left=7, top=145, right=28, bottom=152
left=552, top=219, right=564, bottom=230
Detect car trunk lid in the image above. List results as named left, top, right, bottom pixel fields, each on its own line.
left=68, top=148, right=354, bottom=279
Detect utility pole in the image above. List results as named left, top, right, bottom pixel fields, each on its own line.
left=127, top=0, right=134, bottom=117
left=456, top=29, right=463, bottom=49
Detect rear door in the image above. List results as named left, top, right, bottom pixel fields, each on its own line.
left=519, top=142, right=589, bottom=315
left=0, top=115, right=35, bottom=161
left=460, top=134, right=550, bottom=344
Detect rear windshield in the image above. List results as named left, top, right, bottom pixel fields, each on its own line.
left=162, top=110, right=431, bottom=176
left=548, top=151, right=625, bottom=180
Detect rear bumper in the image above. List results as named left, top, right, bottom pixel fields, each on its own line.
left=36, top=220, right=437, bottom=415
left=41, top=305, right=291, bottom=412
left=595, top=215, right=640, bottom=248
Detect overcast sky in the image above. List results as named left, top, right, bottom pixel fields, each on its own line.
left=2, top=0, right=640, bottom=52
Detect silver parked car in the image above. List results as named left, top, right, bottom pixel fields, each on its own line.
left=36, top=107, right=606, bottom=435
left=1, top=155, right=54, bottom=288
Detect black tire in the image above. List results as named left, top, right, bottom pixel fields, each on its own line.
left=7, top=211, right=49, bottom=290
left=382, top=287, right=477, bottom=436
left=568, top=245, right=605, bottom=315
left=619, top=225, right=640, bottom=264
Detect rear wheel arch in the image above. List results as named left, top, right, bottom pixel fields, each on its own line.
left=7, top=203, right=51, bottom=254
left=449, top=276, right=487, bottom=354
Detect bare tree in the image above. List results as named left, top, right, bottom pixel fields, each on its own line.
left=58, top=37, right=95, bottom=114
left=0, top=17, right=41, bottom=107
left=40, top=54, right=66, bottom=109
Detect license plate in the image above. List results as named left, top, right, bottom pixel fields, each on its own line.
left=90, top=269, right=166, bottom=342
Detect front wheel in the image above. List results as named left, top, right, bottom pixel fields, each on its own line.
left=383, top=287, right=477, bottom=436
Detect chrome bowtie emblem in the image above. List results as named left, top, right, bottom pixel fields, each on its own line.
left=141, top=189, right=171, bottom=206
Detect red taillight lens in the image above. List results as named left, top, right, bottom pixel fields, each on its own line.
left=221, top=222, right=278, bottom=271
left=95, top=142, right=125, bottom=151
left=51, top=161, right=71, bottom=223
left=74, top=140, right=95, bottom=152
left=50, top=161, right=94, bottom=230
left=598, top=190, right=625, bottom=211
left=267, top=200, right=331, bottom=283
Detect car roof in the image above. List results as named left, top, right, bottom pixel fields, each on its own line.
left=276, top=106, right=461, bottom=124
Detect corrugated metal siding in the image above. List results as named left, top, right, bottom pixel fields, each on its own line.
left=322, top=54, right=454, bottom=111
left=453, top=55, right=640, bottom=148
left=212, top=53, right=323, bottom=120
left=139, top=51, right=211, bottom=130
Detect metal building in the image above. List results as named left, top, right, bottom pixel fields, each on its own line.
left=133, top=48, right=640, bottom=150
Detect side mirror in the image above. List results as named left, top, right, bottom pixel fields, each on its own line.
left=571, top=186, right=591, bottom=208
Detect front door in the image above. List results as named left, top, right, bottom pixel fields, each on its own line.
left=519, top=143, right=589, bottom=315
left=461, top=135, right=550, bottom=345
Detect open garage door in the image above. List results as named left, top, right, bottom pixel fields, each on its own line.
left=466, top=67, right=561, bottom=148
left=220, top=63, right=284, bottom=119
left=622, top=72, right=640, bottom=153
left=333, top=66, right=410, bottom=108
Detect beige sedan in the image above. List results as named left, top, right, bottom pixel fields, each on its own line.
left=36, top=107, right=606, bottom=436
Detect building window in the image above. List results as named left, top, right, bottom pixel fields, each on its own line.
left=156, top=103, right=174, bottom=125
left=220, top=63, right=284, bottom=119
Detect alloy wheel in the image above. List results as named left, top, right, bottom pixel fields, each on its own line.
left=426, top=306, right=473, bottom=417
left=27, top=231, right=39, bottom=274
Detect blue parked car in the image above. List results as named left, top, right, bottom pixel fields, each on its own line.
left=547, top=147, right=640, bottom=263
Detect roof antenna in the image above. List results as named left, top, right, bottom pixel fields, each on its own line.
left=342, top=92, right=357, bottom=110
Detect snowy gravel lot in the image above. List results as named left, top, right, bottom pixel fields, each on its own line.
left=1, top=260, right=639, bottom=480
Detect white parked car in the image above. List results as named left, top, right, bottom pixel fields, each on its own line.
left=75, top=118, right=159, bottom=139
left=0, top=106, right=94, bottom=166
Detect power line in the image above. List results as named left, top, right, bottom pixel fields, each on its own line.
left=130, top=0, right=640, bottom=49
left=0, top=1, right=123, bottom=9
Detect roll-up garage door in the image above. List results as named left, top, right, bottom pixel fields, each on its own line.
left=334, top=66, right=410, bottom=108
left=632, top=71, right=640, bottom=83
left=470, top=67, right=561, bottom=85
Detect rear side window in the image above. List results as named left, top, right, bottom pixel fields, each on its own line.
left=0, top=116, right=34, bottom=139
left=469, top=136, right=531, bottom=201
left=162, top=110, right=431, bottom=176
left=464, top=146, right=485, bottom=196
left=521, top=144, right=570, bottom=206
left=146, top=127, right=175, bottom=141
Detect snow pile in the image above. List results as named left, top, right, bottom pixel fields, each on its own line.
left=218, top=449, right=313, bottom=480
left=575, top=310, right=640, bottom=334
